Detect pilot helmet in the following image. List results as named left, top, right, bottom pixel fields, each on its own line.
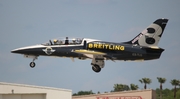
left=54, top=39, right=58, bottom=43
left=72, top=38, right=76, bottom=42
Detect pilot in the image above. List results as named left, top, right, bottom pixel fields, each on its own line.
left=72, top=38, right=76, bottom=44
left=65, top=37, right=69, bottom=45
left=59, top=40, right=63, bottom=44
left=54, top=39, right=59, bottom=45
left=77, top=38, right=82, bottom=44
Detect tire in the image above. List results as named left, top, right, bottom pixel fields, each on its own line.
left=92, top=65, right=101, bottom=73
left=30, top=62, right=36, bottom=68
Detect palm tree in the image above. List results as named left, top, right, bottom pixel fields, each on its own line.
left=139, top=78, right=152, bottom=89
left=157, top=77, right=166, bottom=99
left=113, top=84, right=123, bottom=92
left=113, top=84, right=130, bottom=92
left=130, top=84, right=139, bottom=90
left=171, top=79, right=180, bottom=99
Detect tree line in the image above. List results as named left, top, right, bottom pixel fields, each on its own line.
left=72, top=78, right=180, bottom=99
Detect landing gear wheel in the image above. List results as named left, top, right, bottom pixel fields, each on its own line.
left=30, top=62, right=36, bottom=68
left=92, top=65, right=101, bottom=73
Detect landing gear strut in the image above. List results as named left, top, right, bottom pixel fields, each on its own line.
left=91, top=55, right=105, bottom=73
left=24, top=55, right=38, bottom=68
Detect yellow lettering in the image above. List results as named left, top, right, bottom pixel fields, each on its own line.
left=88, top=44, right=93, bottom=48
left=105, top=44, right=109, bottom=49
left=102, top=44, right=105, bottom=49
left=109, top=45, right=113, bottom=50
left=112, top=45, right=115, bottom=50
left=98, top=44, right=102, bottom=49
left=120, top=46, right=125, bottom=50
left=115, top=45, right=120, bottom=50
left=88, top=43, right=124, bottom=51
left=94, top=44, right=98, bottom=48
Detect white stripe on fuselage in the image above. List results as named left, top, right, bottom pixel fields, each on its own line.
left=11, top=45, right=45, bottom=51
left=12, top=44, right=84, bottom=51
left=12, top=38, right=101, bottom=51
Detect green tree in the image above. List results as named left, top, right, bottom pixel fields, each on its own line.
left=157, top=77, right=166, bottom=99
left=113, top=84, right=130, bottom=92
left=130, top=84, right=139, bottom=90
left=156, top=88, right=180, bottom=99
left=97, top=91, right=100, bottom=94
left=171, top=79, right=180, bottom=99
left=163, top=88, right=171, bottom=98
left=72, top=90, right=95, bottom=96
left=139, top=78, right=152, bottom=89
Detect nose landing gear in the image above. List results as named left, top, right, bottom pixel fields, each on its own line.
left=30, top=62, right=36, bottom=68
left=29, top=56, right=38, bottom=68
left=24, top=55, right=38, bottom=68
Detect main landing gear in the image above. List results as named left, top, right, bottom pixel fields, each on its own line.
left=91, top=64, right=101, bottom=73
left=91, top=55, right=105, bottom=73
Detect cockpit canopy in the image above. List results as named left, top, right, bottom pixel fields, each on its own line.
left=42, top=37, right=83, bottom=46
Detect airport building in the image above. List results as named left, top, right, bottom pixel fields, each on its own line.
left=0, top=82, right=156, bottom=99
left=0, top=82, right=72, bottom=99
left=73, top=89, right=156, bottom=99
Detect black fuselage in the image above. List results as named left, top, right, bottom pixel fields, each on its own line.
left=11, top=41, right=164, bottom=61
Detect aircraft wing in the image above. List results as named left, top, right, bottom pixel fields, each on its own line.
left=72, top=49, right=115, bottom=61
left=72, top=49, right=106, bottom=55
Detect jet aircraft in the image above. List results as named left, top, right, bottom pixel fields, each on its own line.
left=11, top=18, right=168, bottom=73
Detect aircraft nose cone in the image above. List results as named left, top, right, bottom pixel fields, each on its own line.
left=11, top=45, right=45, bottom=54
left=11, top=49, right=22, bottom=54
left=11, top=47, right=30, bottom=54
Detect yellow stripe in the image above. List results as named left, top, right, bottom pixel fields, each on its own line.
left=149, top=46, right=160, bottom=49
left=135, top=59, right=144, bottom=61
left=124, top=59, right=144, bottom=61
left=73, top=50, right=106, bottom=55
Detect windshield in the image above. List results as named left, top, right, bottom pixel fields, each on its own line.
left=42, top=37, right=83, bottom=46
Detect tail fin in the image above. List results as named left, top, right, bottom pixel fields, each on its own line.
left=126, top=18, right=168, bottom=47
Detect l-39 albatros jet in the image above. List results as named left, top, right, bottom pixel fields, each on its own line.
left=11, top=18, right=168, bottom=73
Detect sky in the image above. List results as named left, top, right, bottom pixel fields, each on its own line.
left=0, top=0, right=180, bottom=94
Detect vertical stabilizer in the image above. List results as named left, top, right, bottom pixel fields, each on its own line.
left=128, top=18, right=168, bottom=47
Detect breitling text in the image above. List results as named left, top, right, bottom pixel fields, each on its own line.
left=88, top=43, right=125, bottom=51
